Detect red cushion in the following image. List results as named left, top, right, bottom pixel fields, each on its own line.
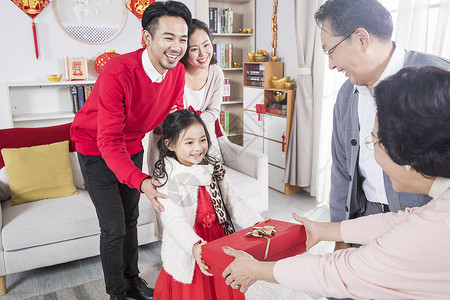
left=0, top=123, right=75, bottom=169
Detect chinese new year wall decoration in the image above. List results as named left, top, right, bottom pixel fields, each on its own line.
left=126, top=0, right=155, bottom=20
left=65, top=57, right=89, bottom=81
left=126, top=0, right=155, bottom=47
left=11, top=0, right=50, bottom=59
left=272, top=0, right=278, bottom=58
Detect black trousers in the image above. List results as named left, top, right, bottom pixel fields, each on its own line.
left=78, top=151, right=143, bottom=295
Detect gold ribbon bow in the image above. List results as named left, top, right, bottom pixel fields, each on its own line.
left=245, top=226, right=276, bottom=259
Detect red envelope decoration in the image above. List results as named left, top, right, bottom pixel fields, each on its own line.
left=11, top=0, right=50, bottom=59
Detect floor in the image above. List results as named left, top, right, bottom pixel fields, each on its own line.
left=0, top=189, right=334, bottom=299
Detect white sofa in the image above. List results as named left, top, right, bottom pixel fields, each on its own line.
left=0, top=124, right=159, bottom=295
left=217, top=135, right=269, bottom=213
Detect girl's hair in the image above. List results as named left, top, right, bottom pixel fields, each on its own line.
left=181, top=18, right=217, bottom=66
left=152, top=109, right=218, bottom=186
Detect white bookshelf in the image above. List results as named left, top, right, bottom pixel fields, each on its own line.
left=196, top=0, right=256, bottom=145
left=6, top=80, right=95, bottom=128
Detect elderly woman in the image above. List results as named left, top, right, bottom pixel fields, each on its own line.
left=222, top=66, right=450, bottom=299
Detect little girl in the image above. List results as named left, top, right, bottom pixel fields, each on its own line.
left=152, top=109, right=263, bottom=300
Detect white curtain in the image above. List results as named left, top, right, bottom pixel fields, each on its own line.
left=284, top=0, right=328, bottom=201
left=394, top=0, right=450, bottom=58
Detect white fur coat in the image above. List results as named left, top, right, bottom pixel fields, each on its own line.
left=157, top=157, right=262, bottom=283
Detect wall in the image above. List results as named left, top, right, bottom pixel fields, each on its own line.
left=0, top=0, right=296, bottom=129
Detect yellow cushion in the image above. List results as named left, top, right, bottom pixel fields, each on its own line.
left=1, top=141, right=77, bottom=205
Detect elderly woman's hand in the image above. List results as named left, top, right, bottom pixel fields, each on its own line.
left=222, top=247, right=277, bottom=293
left=222, top=247, right=258, bottom=292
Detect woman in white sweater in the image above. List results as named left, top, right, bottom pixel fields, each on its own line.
left=147, top=19, right=224, bottom=186
left=222, top=66, right=450, bottom=299
left=152, top=109, right=263, bottom=300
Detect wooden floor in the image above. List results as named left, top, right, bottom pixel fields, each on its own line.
left=0, top=189, right=334, bottom=299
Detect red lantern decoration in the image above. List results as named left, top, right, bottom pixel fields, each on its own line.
left=94, top=50, right=121, bottom=74
left=11, top=0, right=50, bottom=59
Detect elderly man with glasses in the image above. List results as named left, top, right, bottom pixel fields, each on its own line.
left=315, top=0, right=450, bottom=251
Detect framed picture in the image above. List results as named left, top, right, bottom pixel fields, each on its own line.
left=65, top=56, right=89, bottom=81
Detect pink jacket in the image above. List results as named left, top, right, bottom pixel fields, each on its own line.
left=273, top=177, right=450, bottom=299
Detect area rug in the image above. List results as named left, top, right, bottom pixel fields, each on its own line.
left=25, top=263, right=325, bottom=300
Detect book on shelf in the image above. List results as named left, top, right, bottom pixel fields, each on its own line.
left=266, top=102, right=287, bottom=110
left=222, top=78, right=231, bottom=102
left=84, top=84, right=93, bottom=101
left=209, top=7, right=234, bottom=34
left=246, top=80, right=263, bottom=87
left=69, top=84, right=93, bottom=113
left=247, top=70, right=264, bottom=76
left=247, top=75, right=264, bottom=82
left=228, top=9, right=233, bottom=34
left=76, top=85, right=85, bottom=111
left=214, top=43, right=233, bottom=69
left=220, top=111, right=230, bottom=135
left=222, top=8, right=226, bottom=34
left=266, top=107, right=287, bottom=116
left=70, top=86, right=79, bottom=113
left=228, top=44, right=233, bottom=68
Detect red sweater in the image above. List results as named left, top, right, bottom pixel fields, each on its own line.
left=71, top=48, right=185, bottom=190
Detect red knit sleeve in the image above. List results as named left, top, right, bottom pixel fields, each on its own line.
left=96, top=71, right=147, bottom=190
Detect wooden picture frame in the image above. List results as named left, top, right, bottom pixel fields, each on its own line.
left=65, top=56, right=89, bottom=81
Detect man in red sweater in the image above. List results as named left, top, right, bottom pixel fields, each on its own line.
left=70, top=2, right=191, bottom=299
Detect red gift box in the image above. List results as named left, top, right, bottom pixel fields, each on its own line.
left=202, top=219, right=306, bottom=276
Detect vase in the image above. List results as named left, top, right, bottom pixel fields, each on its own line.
left=94, top=50, right=120, bottom=74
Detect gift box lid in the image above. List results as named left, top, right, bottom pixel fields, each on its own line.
left=202, top=219, right=306, bottom=276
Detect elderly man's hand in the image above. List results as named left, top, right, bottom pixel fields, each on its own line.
left=292, top=212, right=321, bottom=251
left=141, top=177, right=167, bottom=213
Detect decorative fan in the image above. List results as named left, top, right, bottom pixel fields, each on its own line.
left=126, top=0, right=155, bottom=47
left=11, top=0, right=50, bottom=59
left=126, top=0, right=155, bottom=20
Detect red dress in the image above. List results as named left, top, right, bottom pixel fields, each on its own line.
left=154, top=186, right=245, bottom=300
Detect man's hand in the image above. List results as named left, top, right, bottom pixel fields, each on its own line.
left=140, top=177, right=167, bottom=212
left=292, top=212, right=320, bottom=251
left=193, top=241, right=212, bottom=276
left=169, top=105, right=177, bottom=114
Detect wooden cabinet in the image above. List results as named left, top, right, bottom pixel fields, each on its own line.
left=6, top=80, right=95, bottom=128
left=196, top=0, right=256, bottom=145
left=242, top=62, right=302, bottom=194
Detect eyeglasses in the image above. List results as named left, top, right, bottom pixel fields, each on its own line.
left=324, top=31, right=354, bottom=56
left=364, top=135, right=379, bottom=151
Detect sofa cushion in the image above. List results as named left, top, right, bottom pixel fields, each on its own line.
left=1, top=141, right=77, bottom=205
left=0, top=123, right=85, bottom=202
left=1, top=190, right=99, bottom=251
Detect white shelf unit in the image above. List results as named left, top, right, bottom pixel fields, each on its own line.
left=6, top=80, right=95, bottom=128
left=196, top=0, right=256, bottom=145
left=242, top=62, right=302, bottom=195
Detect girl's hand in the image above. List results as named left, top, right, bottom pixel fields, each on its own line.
left=292, top=212, right=320, bottom=251
left=193, top=241, right=213, bottom=276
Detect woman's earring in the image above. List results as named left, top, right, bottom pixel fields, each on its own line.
left=405, top=165, right=411, bottom=171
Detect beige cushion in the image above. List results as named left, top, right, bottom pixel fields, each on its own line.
left=1, top=141, right=77, bottom=205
